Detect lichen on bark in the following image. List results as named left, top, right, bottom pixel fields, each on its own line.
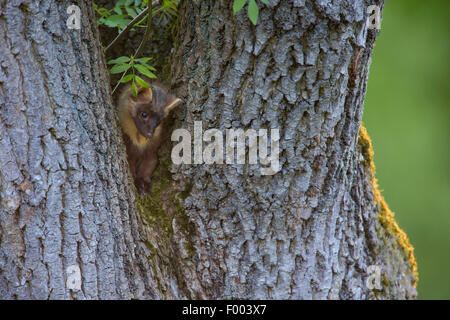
left=358, top=125, right=418, bottom=288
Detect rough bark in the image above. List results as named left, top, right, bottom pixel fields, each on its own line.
left=0, top=0, right=158, bottom=299
left=0, top=0, right=418, bottom=300
left=142, top=0, right=417, bottom=299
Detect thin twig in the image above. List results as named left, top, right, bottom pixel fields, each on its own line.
left=112, top=0, right=154, bottom=95
left=134, top=0, right=153, bottom=59
left=105, top=0, right=160, bottom=53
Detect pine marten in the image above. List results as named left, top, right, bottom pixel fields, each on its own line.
left=118, top=81, right=182, bottom=195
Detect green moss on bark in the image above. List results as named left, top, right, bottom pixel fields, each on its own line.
left=358, top=125, right=418, bottom=287
left=135, top=155, right=196, bottom=258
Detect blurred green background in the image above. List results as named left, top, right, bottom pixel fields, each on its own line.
left=363, top=0, right=450, bottom=299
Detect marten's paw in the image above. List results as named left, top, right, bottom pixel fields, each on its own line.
left=136, top=178, right=152, bottom=196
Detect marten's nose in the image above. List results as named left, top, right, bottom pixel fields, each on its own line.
left=146, top=123, right=157, bottom=138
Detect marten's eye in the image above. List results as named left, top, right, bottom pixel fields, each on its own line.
left=141, top=112, right=148, bottom=119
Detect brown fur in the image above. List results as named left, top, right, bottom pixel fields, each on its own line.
left=118, top=81, right=181, bottom=194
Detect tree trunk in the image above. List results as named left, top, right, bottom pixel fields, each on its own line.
left=0, top=0, right=158, bottom=299
left=148, top=0, right=417, bottom=299
left=0, top=0, right=418, bottom=300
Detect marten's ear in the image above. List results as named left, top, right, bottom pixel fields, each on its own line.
left=164, top=95, right=182, bottom=117
left=131, top=86, right=153, bottom=103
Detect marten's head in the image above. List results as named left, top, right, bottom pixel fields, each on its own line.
left=130, top=87, right=161, bottom=138
left=118, top=82, right=181, bottom=148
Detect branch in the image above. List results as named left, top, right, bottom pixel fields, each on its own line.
left=105, top=0, right=160, bottom=53
left=134, top=0, right=154, bottom=59
left=112, top=0, right=155, bottom=95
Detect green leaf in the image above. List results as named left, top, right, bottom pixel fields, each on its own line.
left=134, top=57, right=152, bottom=63
left=96, top=7, right=110, bottom=17
left=142, top=63, right=156, bottom=71
left=131, top=81, right=138, bottom=97
left=120, top=74, right=135, bottom=83
left=125, top=7, right=137, bottom=18
left=107, top=56, right=130, bottom=64
left=163, top=0, right=178, bottom=11
left=247, top=0, right=259, bottom=25
left=109, top=64, right=131, bottom=74
left=135, top=76, right=151, bottom=88
left=233, top=0, right=247, bottom=14
left=135, top=64, right=157, bottom=79
left=260, top=0, right=269, bottom=4
left=113, top=6, right=122, bottom=15
left=103, top=15, right=132, bottom=28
